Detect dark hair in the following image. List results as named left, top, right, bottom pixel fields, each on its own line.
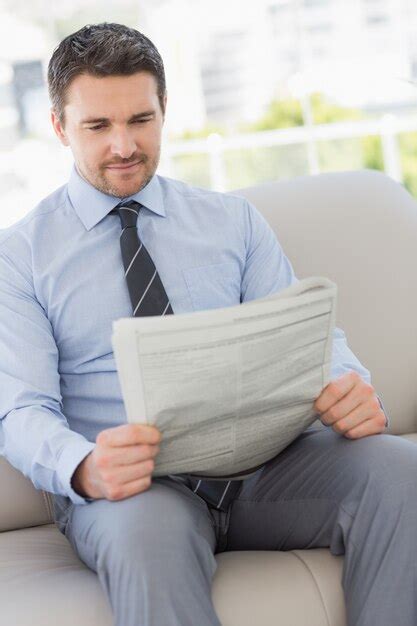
left=47, top=22, right=166, bottom=126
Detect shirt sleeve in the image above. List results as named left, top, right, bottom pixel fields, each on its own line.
left=240, top=199, right=387, bottom=424
left=0, top=244, right=96, bottom=505
left=377, top=396, right=390, bottom=429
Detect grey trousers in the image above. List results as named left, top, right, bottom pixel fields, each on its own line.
left=52, top=425, right=417, bottom=626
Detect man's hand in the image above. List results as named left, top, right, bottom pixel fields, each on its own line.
left=313, top=371, right=387, bottom=439
left=72, top=423, right=162, bottom=501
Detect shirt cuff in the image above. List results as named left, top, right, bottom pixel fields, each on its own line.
left=377, top=395, right=389, bottom=429
left=56, top=436, right=96, bottom=505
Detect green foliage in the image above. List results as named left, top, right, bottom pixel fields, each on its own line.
left=245, top=97, right=304, bottom=131
left=172, top=92, right=417, bottom=197
left=310, top=93, right=361, bottom=124
left=171, top=153, right=211, bottom=188
left=236, top=93, right=388, bottom=185
left=172, top=124, right=226, bottom=141
left=245, top=93, right=361, bottom=131
left=399, top=132, right=417, bottom=198
left=362, top=136, right=384, bottom=171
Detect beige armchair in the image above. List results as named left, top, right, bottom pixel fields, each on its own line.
left=1, top=169, right=416, bottom=625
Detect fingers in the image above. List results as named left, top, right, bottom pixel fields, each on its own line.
left=106, top=475, right=152, bottom=501
left=327, top=395, right=381, bottom=435
left=313, top=371, right=361, bottom=415
left=99, top=459, right=155, bottom=487
left=319, top=381, right=374, bottom=426
left=97, top=423, right=162, bottom=448
left=96, top=443, right=160, bottom=468
left=343, top=412, right=387, bottom=439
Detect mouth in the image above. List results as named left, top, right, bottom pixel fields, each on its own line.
left=106, top=161, right=142, bottom=171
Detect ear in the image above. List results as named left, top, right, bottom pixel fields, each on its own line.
left=162, top=92, right=167, bottom=122
left=50, top=108, right=70, bottom=147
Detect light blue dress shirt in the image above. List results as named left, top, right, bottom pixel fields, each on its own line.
left=0, top=163, right=384, bottom=506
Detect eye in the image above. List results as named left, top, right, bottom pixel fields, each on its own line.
left=88, top=119, right=152, bottom=131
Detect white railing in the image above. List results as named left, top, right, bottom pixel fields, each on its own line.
left=160, top=114, right=417, bottom=191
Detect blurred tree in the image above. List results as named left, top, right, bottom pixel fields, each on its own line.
left=310, top=93, right=359, bottom=124
left=241, top=92, right=386, bottom=178
left=247, top=97, right=304, bottom=131
left=399, top=132, right=417, bottom=198
left=172, top=93, right=417, bottom=191
left=172, top=123, right=225, bottom=141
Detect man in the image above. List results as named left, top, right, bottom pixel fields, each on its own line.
left=0, top=21, right=415, bottom=626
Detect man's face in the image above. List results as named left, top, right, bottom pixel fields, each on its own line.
left=51, top=71, right=166, bottom=198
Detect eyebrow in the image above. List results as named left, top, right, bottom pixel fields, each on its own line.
left=81, top=110, right=156, bottom=125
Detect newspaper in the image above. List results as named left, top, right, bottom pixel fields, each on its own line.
left=111, top=276, right=337, bottom=480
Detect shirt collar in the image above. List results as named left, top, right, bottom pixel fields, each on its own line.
left=67, top=162, right=166, bottom=231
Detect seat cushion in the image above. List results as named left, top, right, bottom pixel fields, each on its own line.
left=0, top=523, right=346, bottom=626
left=400, top=433, right=417, bottom=445
left=2, top=432, right=416, bottom=626
left=213, top=549, right=345, bottom=626
left=0, top=525, right=113, bottom=626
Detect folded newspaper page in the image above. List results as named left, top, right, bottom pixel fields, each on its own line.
left=111, top=276, right=337, bottom=480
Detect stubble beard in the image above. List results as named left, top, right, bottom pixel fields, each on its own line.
left=83, top=150, right=160, bottom=198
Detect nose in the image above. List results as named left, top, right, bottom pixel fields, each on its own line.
left=110, top=126, right=137, bottom=159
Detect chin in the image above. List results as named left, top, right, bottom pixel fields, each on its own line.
left=104, top=174, right=149, bottom=198
left=95, top=179, right=141, bottom=198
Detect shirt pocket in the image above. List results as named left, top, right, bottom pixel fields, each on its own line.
left=182, top=261, right=241, bottom=311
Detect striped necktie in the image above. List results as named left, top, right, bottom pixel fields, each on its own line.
left=113, top=198, right=242, bottom=512
left=113, top=199, right=172, bottom=316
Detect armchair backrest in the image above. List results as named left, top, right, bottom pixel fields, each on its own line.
left=0, top=456, right=53, bottom=531
left=234, top=169, right=417, bottom=435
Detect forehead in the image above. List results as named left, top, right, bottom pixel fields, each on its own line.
left=65, top=71, right=160, bottom=120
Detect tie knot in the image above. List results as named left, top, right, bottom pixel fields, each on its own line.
left=113, top=199, right=142, bottom=229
